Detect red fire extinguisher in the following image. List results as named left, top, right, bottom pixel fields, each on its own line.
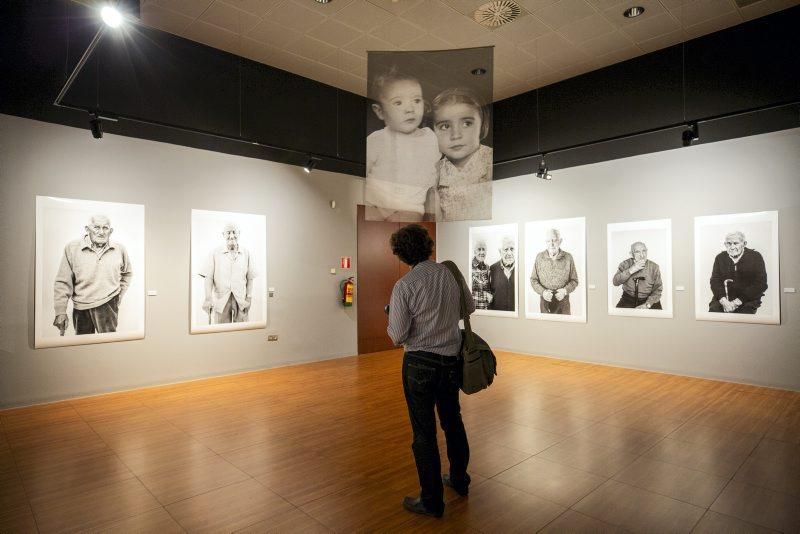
left=341, top=277, right=355, bottom=307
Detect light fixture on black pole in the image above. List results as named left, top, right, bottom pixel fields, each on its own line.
left=536, top=155, right=552, bottom=180
left=682, top=122, right=699, bottom=147
left=303, top=156, right=321, bottom=173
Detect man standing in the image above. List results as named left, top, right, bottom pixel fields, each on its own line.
left=530, top=228, right=579, bottom=314
left=470, top=239, right=491, bottom=310
left=53, top=215, right=132, bottom=335
left=488, top=236, right=516, bottom=311
left=709, top=231, right=767, bottom=314
left=387, top=224, right=474, bottom=518
left=613, top=241, right=663, bottom=309
left=201, top=222, right=257, bottom=324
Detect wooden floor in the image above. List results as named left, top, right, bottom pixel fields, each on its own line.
left=1, top=350, right=798, bottom=533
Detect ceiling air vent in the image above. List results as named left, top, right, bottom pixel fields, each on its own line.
left=473, top=0, right=521, bottom=27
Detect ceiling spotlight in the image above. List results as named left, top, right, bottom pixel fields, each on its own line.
left=471, top=67, right=487, bottom=76
left=623, top=6, right=645, bottom=18
left=314, top=0, right=332, bottom=4
left=89, top=113, right=103, bottom=139
left=536, top=156, right=552, bottom=180
left=682, top=122, right=699, bottom=147
left=101, top=6, right=123, bottom=28
left=303, top=156, right=321, bottom=173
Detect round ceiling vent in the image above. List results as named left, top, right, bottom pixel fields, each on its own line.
left=473, top=0, right=522, bottom=27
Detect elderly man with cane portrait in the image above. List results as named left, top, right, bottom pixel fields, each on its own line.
left=53, top=214, right=132, bottom=335
left=709, top=231, right=767, bottom=314
left=530, top=228, right=579, bottom=314
left=613, top=241, right=663, bottom=309
left=201, top=222, right=257, bottom=324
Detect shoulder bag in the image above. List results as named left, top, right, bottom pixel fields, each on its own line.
left=442, top=260, right=497, bottom=395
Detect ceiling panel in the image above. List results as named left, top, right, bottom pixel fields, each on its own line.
left=138, top=0, right=800, bottom=100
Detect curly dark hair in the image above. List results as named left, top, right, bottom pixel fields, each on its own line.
left=390, top=224, right=433, bottom=266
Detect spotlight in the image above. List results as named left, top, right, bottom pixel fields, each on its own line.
left=89, top=113, right=103, bottom=139
left=536, top=156, right=552, bottom=181
left=101, top=6, right=123, bottom=28
left=303, top=156, right=321, bottom=173
left=682, top=122, right=699, bottom=147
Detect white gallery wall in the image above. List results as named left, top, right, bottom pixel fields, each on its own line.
left=437, top=128, right=800, bottom=390
left=0, top=114, right=363, bottom=407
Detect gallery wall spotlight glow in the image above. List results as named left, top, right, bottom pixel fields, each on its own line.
left=682, top=122, right=700, bottom=147
left=303, top=156, right=321, bottom=173
left=101, top=6, right=124, bottom=28
left=536, top=156, right=552, bottom=180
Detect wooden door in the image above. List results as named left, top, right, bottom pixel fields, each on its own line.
left=356, top=205, right=435, bottom=354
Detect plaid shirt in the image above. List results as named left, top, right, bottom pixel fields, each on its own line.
left=471, top=258, right=491, bottom=309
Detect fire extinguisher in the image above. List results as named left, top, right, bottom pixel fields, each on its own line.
left=340, top=277, right=355, bottom=307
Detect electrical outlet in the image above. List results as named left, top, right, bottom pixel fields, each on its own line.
left=267, top=335, right=278, bottom=341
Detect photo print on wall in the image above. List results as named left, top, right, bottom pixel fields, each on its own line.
left=607, top=219, right=673, bottom=319
left=524, top=217, right=587, bottom=323
left=35, top=196, right=145, bottom=348
left=365, top=47, right=493, bottom=223
left=694, top=211, right=779, bottom=325
left=469, top=223, right=518, bottom=318
left=191, top=209, right=267, bottom=334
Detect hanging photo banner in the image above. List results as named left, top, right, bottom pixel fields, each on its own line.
left=365, top=47, right=493, bottom=223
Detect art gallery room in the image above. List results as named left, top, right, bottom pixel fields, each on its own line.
left=2, top=0, right=800, bottom=532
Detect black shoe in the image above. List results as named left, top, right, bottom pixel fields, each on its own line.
left=402, top=496, right=443, bottom=518
left=442, top=474, right=470, bottom=496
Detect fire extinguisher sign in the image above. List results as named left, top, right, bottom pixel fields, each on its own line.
left=340, top=256, right=351, bottom=269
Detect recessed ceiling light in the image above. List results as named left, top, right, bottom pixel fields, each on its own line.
left=471, top=68, right=487, bottom=76
left=314, top=0, right=332, bottom=3
left=623, top=6, right=645, bottom=18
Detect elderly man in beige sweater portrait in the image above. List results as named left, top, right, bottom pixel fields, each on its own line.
left=53, top=215, right=132, bottom=335
left=529, top=228, right=579, bottom=315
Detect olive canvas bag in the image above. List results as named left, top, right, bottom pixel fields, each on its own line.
left=442, top=260, right=498, bottom=394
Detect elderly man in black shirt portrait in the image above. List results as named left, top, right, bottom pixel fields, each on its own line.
left=387, top=224, right=475, bottom=518
left=709, top=231, right=768, bottom=314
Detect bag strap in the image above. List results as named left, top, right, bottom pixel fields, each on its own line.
left=442, top=260, right=475, bottom=344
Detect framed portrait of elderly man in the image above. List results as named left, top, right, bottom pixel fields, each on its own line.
left=694, top=211, right=779, bottom=325
left=607, top=219, right=673, bottom=319
left=191, top=209, right=267, bottom=334
left=469, top=223, right=518, bottom=318
left=35, top=196, right=145, bottom=348
left=524, top=217, right=587, bottom=323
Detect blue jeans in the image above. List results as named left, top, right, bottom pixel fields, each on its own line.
left=402, top=351, right=470, bottom=514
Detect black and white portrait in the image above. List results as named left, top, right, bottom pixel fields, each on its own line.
left=694, top=211, right=779, bottom=325
left=469, top=223, right=518, bottom=318
left=607, top=219, right=673, bottom=319
left=365, top=48, right=493, bottom=223
left=191, top=209, right=267, bottom=333
left=524, top=217, right=586, bottom=323
left=35, top=196, right=145, bottom=348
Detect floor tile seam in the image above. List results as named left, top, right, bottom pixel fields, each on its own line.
left=689, top=510, right=783, bottom=534
left=610, top=464, right=731, bottom=510
left=159, top=472, right=263, bottom=511
left=0, top=419, right=41, bottom=534
left=488, top=469, right=609, bottom=510
left=725, top=435, right=800, bottom=498
left=567, top=478, right=708, bottom=531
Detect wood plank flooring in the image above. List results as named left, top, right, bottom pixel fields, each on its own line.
left=1, top=350, right=798, bottom=533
